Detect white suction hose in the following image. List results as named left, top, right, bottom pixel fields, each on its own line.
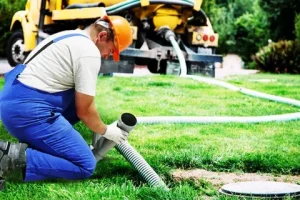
left=166, top=37, right=300, bottom=121
left=136, top=112, right=300, bottom=124
left=169, top=36, right=187, bottom=76
left=132, top=31, right=300, bottom=123
left=113, top=73, right=300, bottom=123
left=93, top=30, right=300, bottom=190
left=240, top=88, right=300, bottom=107
left=186, top=75, right=300, bottom=109
left=92, top=73, right=300, bottom=190
left=101, top=74, right=299, bottom=190
left=163, top=28, right=187, bottom=76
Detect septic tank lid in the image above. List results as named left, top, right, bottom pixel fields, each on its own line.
left=219, top=181, right=300, bottom=198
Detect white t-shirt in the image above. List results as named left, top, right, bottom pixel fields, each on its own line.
left=18, top=29, right=101, bottom=96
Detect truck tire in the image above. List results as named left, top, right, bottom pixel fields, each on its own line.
left=6, top=30, right=28, bottom=67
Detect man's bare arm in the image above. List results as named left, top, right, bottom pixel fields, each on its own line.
left=75, top=91, right=107, bottom=135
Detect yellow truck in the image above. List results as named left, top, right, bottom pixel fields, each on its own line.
left=7, top=0, right=222, bottom=77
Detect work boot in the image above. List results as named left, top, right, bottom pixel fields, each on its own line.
left=0, top=141, right=27, bottom=178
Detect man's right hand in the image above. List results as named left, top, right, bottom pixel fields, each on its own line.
left=102, top=125, right=129, bottom=144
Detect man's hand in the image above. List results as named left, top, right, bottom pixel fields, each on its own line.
left=103, top=125, right=129, bottom=144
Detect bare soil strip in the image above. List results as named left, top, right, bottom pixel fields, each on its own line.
left=172, top=169, right=300, bottom=187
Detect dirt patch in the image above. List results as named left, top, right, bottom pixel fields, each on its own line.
left=172, top=169, right=300, bottom=187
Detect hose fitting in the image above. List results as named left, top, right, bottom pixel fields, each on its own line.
left=157, top=26, right=187, bottom=76
left=157, top=26, right=175, bottom=42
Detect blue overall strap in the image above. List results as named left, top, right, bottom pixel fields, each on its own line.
left=24, top=33, right=89, bottom=65
left=0, top=33, right=89, bottom=121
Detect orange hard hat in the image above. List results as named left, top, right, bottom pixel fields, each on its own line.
left=102, top=15, right=133, bottom=62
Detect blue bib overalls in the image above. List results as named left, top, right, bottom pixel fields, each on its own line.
left=0, top=34, right=96, bottom=181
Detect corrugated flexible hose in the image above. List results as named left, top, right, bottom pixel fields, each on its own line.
left=115, top=140, right=168, bottom=189
left=92, top=113, right=168, bottom=190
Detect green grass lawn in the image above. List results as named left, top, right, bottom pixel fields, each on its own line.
left=0, top=73, right=299, bottom=199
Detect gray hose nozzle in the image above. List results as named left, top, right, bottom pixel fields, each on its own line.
left=117, top=112, right=137, bottom=132
left=164, top=30, right=176, bottom=42
left=92, top=113, right=137, bottom=162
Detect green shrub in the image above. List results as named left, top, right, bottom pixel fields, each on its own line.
left=208, top=0, right=271, bottom=64
left=232, top=0, right=270, bottom=63
left=253, top=40, right=300, bottom=74
left=0, top=0, right=27, bottom=57
left=295, top=14, right=300, bottom=43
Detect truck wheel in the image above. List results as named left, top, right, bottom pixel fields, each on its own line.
left=6, top=30, right=27, bottom=67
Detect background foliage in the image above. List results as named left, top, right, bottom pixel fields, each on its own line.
left=296, top=14, right=300, bottom=43
left=259, top=0, right=300, bottom=41
left=203, top=0, right=300, bottom=71
left=203, top=0, right=270, bottom=63
left=204, top=0, right=300, bottom=62
left=254, top=40, right=300, bottom=74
